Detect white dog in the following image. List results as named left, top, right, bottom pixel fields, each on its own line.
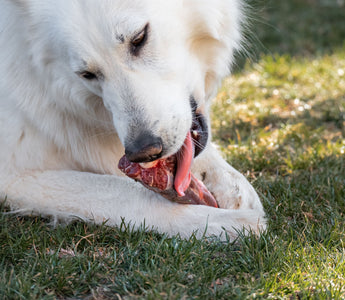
left=0, top=0, right=265, bottom=240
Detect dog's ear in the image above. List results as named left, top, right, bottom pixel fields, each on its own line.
left=184, top=0, right=243, bottom=100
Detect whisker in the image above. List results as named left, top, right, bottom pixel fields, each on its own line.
left=192, top=140, right=206, bottom=151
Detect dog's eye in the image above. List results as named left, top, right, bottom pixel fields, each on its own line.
left=78, top=71, right=98, bottom=80
left=130, top=23, right=149, bottom=56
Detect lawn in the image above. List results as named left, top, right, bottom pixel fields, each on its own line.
left=1, top=0, right=345, bottom=299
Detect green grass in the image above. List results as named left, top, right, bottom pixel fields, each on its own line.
left=1, top=0, right=345, bottom=299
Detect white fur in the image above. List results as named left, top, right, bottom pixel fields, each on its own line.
left=0, top=0, right=265, bottom=241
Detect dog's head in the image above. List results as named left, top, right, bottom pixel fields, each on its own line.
left=19, top=0, right=242, bottom=162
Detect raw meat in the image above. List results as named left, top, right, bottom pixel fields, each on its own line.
left=118, top=154, right=218, bottom=208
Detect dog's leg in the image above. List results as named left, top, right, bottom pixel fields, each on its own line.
left=1, top=170, right=264, bottom=241
left=192, top=144, right=266, bottom=216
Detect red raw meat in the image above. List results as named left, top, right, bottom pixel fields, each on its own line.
left=118, top=154, right=219, bottom=208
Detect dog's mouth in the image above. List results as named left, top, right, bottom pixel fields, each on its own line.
left=131, top=110, right=208, bottom=197
left=190, top=104, right=209, bottom=158
left=118, top=100, right=215, bottom=206
left=174, top=107, right=208, bottom=196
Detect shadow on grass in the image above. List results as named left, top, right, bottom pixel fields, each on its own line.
left=234, top=0, right=345, bottom=70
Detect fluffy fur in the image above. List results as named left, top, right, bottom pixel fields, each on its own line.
left=0, top=0, right=265, bottom=240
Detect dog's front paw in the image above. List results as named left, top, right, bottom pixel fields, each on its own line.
left=173, top=204, right=265, bottom=241
left=205, top=167, right=261, bottom=210
left=192, top=146, right=264, bottom=212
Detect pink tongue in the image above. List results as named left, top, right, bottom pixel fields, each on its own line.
left=174, top=132, right=194, bottom=197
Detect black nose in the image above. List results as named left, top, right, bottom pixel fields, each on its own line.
left=125, top=132, right=163, bottom=163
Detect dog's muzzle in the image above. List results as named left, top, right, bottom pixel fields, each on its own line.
left=124, top=97, right=208, bottom=163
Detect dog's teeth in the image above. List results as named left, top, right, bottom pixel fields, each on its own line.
left=139, top=161, right=157, bottom=168
left=192, top=130, right=198, bottom=138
